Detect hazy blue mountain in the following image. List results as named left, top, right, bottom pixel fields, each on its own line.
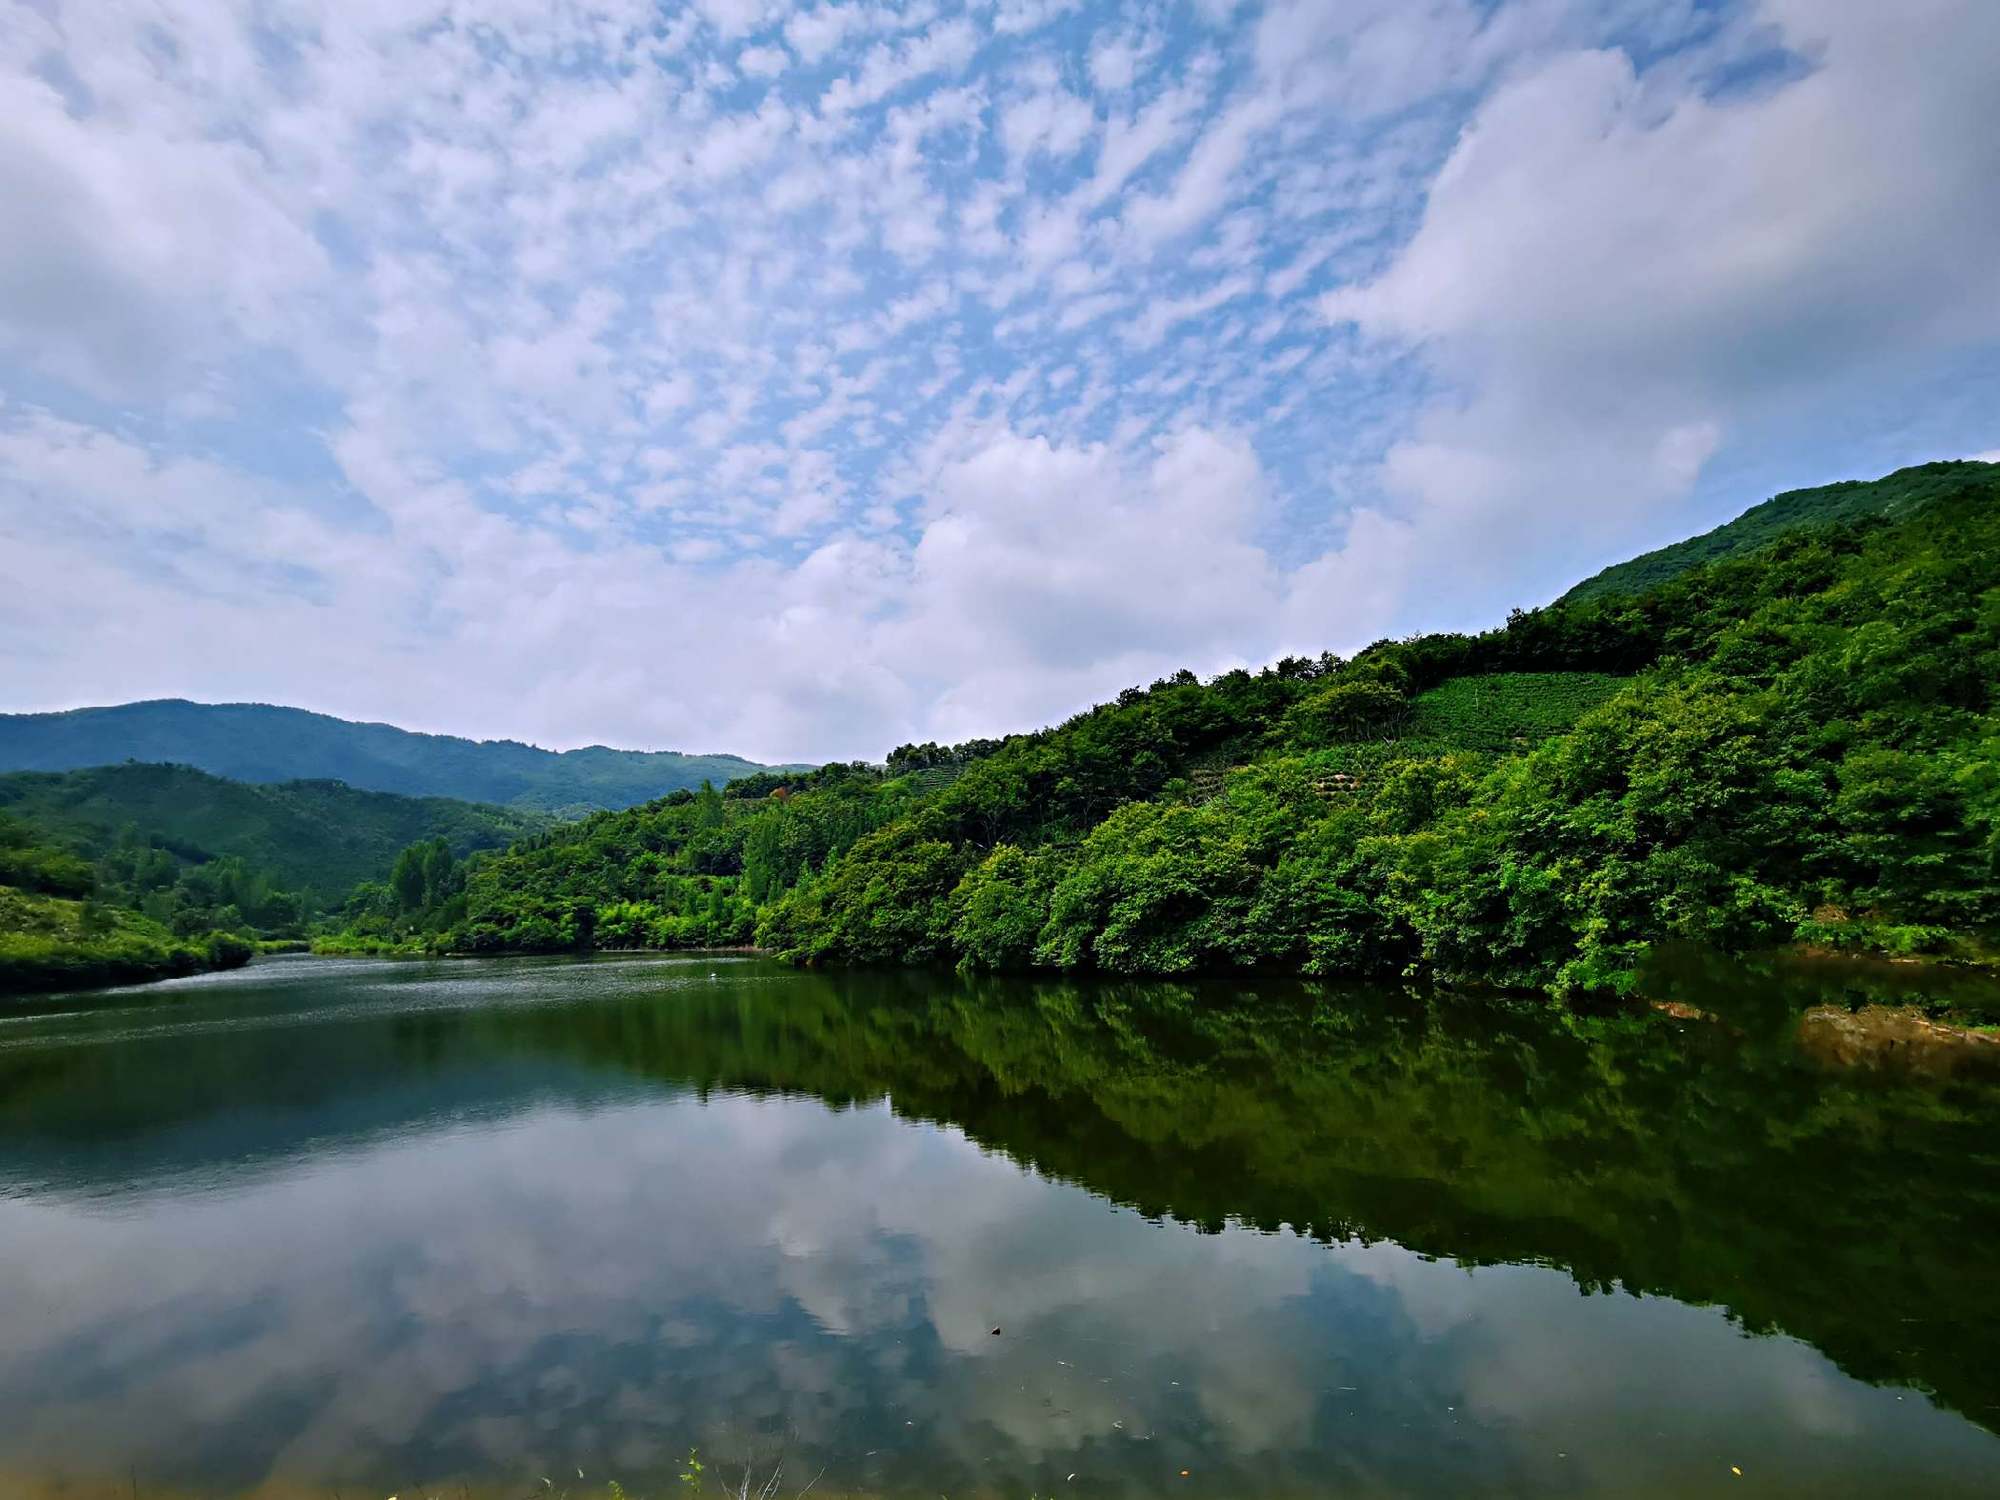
left=0, top=700, right=808, bottom=813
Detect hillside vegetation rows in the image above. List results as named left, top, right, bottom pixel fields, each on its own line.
left=352, top=463, right=2000, bottom=994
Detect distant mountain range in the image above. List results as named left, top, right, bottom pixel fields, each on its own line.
left=1559, top=459, right=1996, bottom=604
left=0, top=699, right=810, bottom=814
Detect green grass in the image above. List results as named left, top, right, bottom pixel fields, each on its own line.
left=1404, top=672, right=1629, bottom=751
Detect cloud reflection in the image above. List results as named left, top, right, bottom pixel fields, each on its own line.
left=2, top=1084, right=1996, bottom=1498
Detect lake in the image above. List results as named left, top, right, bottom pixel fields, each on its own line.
left=1, top=952, right=1997, bottom=1498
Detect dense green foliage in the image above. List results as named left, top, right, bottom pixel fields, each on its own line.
left=1560, top=459, right=1995, bottom=604
left=0, top=699, right=809, bottom=813
left=347, top=463, right=2000, bottom=992
left=345, top=766, right=911, bottom=954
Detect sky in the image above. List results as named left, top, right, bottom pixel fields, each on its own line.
left=1, top=0, right=1997, bottom=764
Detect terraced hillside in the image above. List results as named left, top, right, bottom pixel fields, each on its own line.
left=1404, top=672, right=1629, bottom=751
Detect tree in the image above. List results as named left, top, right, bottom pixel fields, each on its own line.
left=421, top=839, right=456, bottom=907
left=1279, top=679, right=1408, bottom=748
left=695, top=779, right=725, bottom=830
left=390, top=844, right=428, bottom=913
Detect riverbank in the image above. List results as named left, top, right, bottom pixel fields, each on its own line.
left=310, top=934, right=771, bottom=960
left=1792, top=916, right=2000, bottom=972
left=0, top=886, right=254, bottom=996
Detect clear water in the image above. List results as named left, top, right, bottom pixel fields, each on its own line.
left=1, top=952, right=1997, bottom=1498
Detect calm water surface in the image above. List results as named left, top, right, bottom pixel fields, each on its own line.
left=1, top=953, right=1998, bottom=1498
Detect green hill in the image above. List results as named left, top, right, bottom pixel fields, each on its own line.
left=0, top=699, right=808, bottom=813
left=1559, top=459, right=1997, bottom=604
left=364, top=461, right=2000, bottom=995
left=0, top=763, right=548, bottom=905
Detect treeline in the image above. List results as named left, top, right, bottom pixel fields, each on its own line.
left=0, top=805, right=299, bottom=939
left=333, top=466, right=2000, bottom=991
left=332, top=772, right=912, bottom=955
left=1560, top=458, right=1995, bottom=604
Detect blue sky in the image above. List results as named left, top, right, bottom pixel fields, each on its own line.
left=1, top=0, right=1996, bottom=761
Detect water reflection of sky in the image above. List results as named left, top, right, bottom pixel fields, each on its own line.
left=3, top=1081, right=1996, bottom=1500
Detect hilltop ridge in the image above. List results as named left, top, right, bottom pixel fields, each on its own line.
left=1559, top=459, right=1996, bottom=604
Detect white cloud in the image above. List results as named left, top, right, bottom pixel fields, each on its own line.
left=0, top=72, right=329, bottom=399
left=1120, top=93, right=1280, bottom=248
left=0, top=0, right=1995, bottom=760
left=784, top=4, right=876, bottom=65
left=1086, top=31, right=1148, bottom=95
left=694, top=0, right=775, bottom=39
left=1079, top=78, right=1208, bottom=208
left=1001, top=86, right=1096, bottom=165
left=1318, top=0, right=2000, bottom=625
left=819, top=19, right=982, bottom=118
left=992, top=0, right=1085, bottom=37
left=881, top=425, right=1278, bottom=736
left=737, top=44, right=789, bottom=79
left=1122, top=274, right=1257, bottom=350
left=1192, top=0, right=1249, bottom=25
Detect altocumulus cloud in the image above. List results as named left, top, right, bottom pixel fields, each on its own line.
left=1, top=0, right=1996, bottom=760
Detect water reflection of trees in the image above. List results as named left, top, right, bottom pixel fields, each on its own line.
left=477, top=964, right=2000, bottom=1432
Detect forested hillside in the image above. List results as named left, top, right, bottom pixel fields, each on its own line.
left=0, top=700, right=806, bottom=813
left=1560, top=459, right=1994, bottom=604
left=349, top=462, right=2000, bottom=993
left=0, top=766, right=553, bottom=992
left=0, top=764, right=546, bottom=905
